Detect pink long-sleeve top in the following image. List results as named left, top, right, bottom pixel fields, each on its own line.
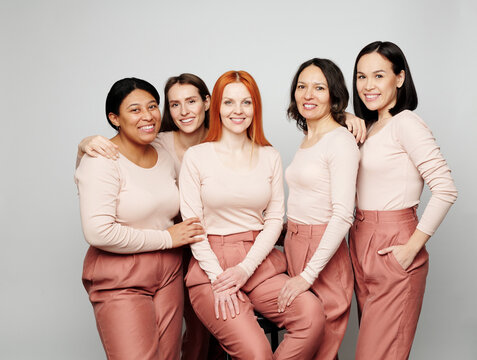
left=357, top=110, right=457, bottom=236
left=153, top=131, right=181, bottom=175
left=286, top=127, right=360, bottom=284
left=75, top=143, right=179, bottom=253
left=179, top=142, right=285, bottom=282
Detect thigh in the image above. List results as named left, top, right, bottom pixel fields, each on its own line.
left=188, top=283, right=272, bottom=360
left=93, top=290, right=159, bottom=360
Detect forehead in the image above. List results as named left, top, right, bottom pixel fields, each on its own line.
left=298, top=65, right=327, bottom=84
left=121, top=89, right=156, bottom=106
left=168, top=83, right=200, bottom=99
left=223, top=82, right=251, bottom=98
left=357, top=52, right=393, bottom=72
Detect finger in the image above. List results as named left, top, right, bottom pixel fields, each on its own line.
left=231, top=294, right=240, bottom=315
left=346, top=121, right=352, bottom=131
left=237, top=291, right=246, bottom=302
left=185, top=217, right=201, bottom=224
left=352, top=123, right=358, bottom=136
left=287, top=291, right=300, bottom=307
left=189, top=229, right=206, bottom=237
left=220, top=298, right=227, bottom=320
left=360, top=120, right=367, bottom=143
left=226, top=296, right=235, bottom=319
left=377, top=246, right=394, bottom=255
left=214, top=296, right=220, bottom=319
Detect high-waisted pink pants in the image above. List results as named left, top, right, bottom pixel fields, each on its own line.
left=186, top=231, right=325, bottom=360
left=349, top=208, right=429, bottom=360
left=284, top=220, right=354, bottom=360
left=82, top=246, right=184, bottom=360
left=181, top=248, right=225, bottom=360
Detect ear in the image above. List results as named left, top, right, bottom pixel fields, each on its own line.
left=397, top=70, right=405, bottom=89
left=108, top=113, right=120, bottom=128
left=204, top=95, right=211, bottom=111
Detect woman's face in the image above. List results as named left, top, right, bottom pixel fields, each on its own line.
left=220, top=82, right=254, bottom=136
left=168, top=83, right=209, bottom=134
left=356, top=52, right=404, bottom=117
left=294, top=65, right=331, bottom=122
left=110, top=89, right=160, bottom=145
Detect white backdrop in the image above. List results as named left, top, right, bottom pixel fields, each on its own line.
left=1, top=0, right=476, bottom=359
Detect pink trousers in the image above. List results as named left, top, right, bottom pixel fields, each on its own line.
left=349, top=208, right=429, bottom=360
left=285, top=221, right=354, bottom=360
left=82, top=246, right=184, bottom=360
left=181, top=248, right=225, bottom=360
left=186, top=231, right=325, bottom=360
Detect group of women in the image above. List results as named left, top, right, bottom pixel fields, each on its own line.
left=74, top=41, right=458, bottom=360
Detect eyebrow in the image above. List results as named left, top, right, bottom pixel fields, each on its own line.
left=223, top=97, right=252, bottom=101
left=126, top=100, right=157, bottom=108
left=357, top=70, right=386, bottom=74
left=297, top=81, right=327, bottom=86
left=169, top=96, right=199, bottom=103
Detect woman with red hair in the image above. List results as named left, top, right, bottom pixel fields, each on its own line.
left=179, top=70, right=325, bottom=359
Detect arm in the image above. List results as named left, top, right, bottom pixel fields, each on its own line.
left=299, top=135, right=360, bottom=284
left=237, top=150, right=285, bottom=277
left=344, top=112, right=367, bottom=143
left=75, top=135, right=119, bottom=169
left=179, top=149, right=224, bottom=282
left=75, top=156, right=174, bottom=253
left=379, top=113, right=458, bottom=268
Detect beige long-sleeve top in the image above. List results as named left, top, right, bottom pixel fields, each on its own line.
left=153, top=131, right=182, bottom=175
left=357, top=110, right=457, bottom=236
left=75, top=143, right=179, bottom=253
left=286, top=127, right=360, bottom=284
left=179, top=142, right=285, bottom=282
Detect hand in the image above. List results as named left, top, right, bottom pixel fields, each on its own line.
left=167, top=218, right=205, bottom=248
left=277, top=275, right=311, bottom=313
left=212, top=266, right=249, bottom=293
left=79, top=135, right=119, bottom=159
left=378, top=244, right=418, bottom=271
left=344, top=113, right=367, bottom=144
left=213, top=289, right=246, bottom=320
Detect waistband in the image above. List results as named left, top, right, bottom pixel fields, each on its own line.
left=287, top=220, right=327, bottom=236
left=208, top=230, right=260, bottom=244
left=355, top=207, right=417, bottom=223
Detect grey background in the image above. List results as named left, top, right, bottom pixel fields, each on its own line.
left=1, top=0, right=476, bottom=359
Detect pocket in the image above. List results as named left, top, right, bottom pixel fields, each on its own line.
left=284, top=233, right=309, bottom=277
left=184, top=257, right=210, bottom=287
left=90, top=250, right=136, bottom=288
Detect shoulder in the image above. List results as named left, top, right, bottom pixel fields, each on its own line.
left=393, top=110, right=430, bottom=130
left=75, top=154, right=120, bottom=182
left=259, top=146, right=283, bottom=169
left=183, top=142, right=212, bottom=163
left=153, top=131, right=174, bottom=152
left=326, top=127, right=359, bottom=152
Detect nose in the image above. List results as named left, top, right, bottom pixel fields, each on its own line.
left=180, top=103, right=189, bottom=116
left=143, top=108, right=154, bottom=121
left=233, top=102, right=243, bottom=114
left=304, top=87, right=313, bottom=100
left=365, top=77, right=375, bottom=90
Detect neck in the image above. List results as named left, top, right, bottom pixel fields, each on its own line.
left=217, top=129, right=252, bottom=152
left=174, top=124, right=207, bottom=151
left=305, top=113, right=337, bottom=139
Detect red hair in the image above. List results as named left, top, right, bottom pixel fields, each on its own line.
left=203, top=70, right=271, bottom=146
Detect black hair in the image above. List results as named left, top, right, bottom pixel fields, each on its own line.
left=105, top=77, right=160, bottom=131
left=287, top=58, right=349, bottom=132
left=352, top=41, right=418, bottom=126
left=160, top=73, right=210, bottom=132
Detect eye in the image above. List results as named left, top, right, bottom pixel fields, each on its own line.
left=297, top=84, right=305, bottom=90
left=316, top=86, right=325, bottom=91
left=188, top=99, right=196, bottom=104
left=243, top=100, right=252, bottom=105
left=224, top=100, right=232, bottom=105
left=130, top=108, right=140, bottom=113
left=357, top=75, right=365, bottom=80
left=149, top=104, right=157, bottom=110
left=376, top=74, right=383, bottom=79
left=170, top=103, right=178, bottom=108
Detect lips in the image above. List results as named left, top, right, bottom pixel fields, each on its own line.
left=180, top=117, right=195, bottom=124
left=364, top=94, right=380, bottom=101
left=303, top=103, right=317, bottom=110
left=139, top=124, right=155, bottom=133
left=230, top=117, right=246, bottom=124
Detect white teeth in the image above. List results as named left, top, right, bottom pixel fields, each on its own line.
left=365, top=94, right=379, bottom=100
left=181, top=118, right=194, bottom=123
left=303, top=104, right=316, bottom=109
left=140, top=125, right=154, bottom=130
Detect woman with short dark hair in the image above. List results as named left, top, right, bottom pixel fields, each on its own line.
left=349, top=41, right=458, bottom=359
left=75, top=77, right=203, bottom=359
left=277, top=58, right=359, bottom=360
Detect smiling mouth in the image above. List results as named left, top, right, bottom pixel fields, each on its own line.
left=230, top=117, right=246, bottom=124
left=303, top=104, right=317, bottom=109
left=364, top=94, right=380, bottom=101
left=180, top=117, right=195, bottom=124
left=139, top=125, right=155, bottom=132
